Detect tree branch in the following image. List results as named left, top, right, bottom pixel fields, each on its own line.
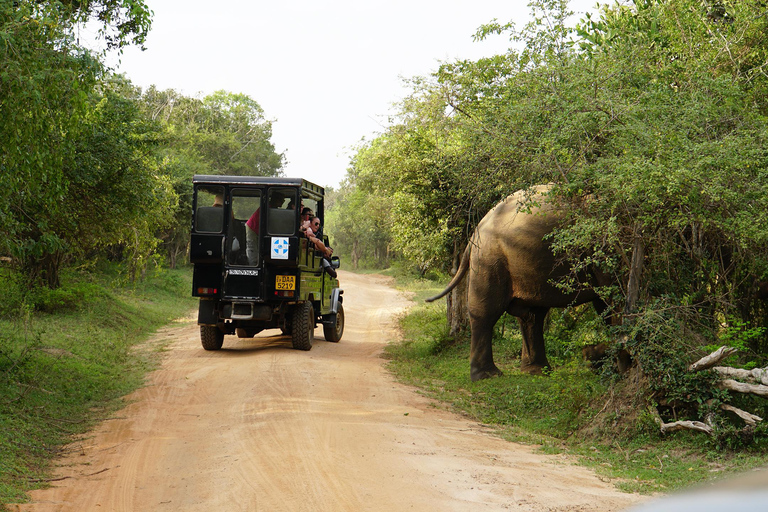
left=720, top=404, right=763, bottom=426
left=649, top=407, right=713, bottom=435
left=718, top=379, right=768, bottom=398
left=713, top=366, right=768, bottom=386
left=689, top=346, right=738, bottom=372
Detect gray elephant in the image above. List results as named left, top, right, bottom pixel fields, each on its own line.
left=426, top=185, right=609, bottom=381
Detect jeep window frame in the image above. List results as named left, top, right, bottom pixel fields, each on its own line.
left=229, top=188, right=263, bottom=267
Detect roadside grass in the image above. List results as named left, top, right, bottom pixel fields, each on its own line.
left=0, top=265, right=196, bottom=507
left=380, top=265, right=768, bottom=495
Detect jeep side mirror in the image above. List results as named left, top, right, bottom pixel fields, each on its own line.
left=331, top=256, right=341, bottom=269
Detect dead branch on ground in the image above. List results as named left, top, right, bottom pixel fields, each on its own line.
left=653, top=346, right=766, bottom=436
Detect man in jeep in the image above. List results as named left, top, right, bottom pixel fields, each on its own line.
left=306, top=216, right=336, bottom=278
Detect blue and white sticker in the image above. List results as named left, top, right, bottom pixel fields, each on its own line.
left=271, top=237, right=289, bottom=260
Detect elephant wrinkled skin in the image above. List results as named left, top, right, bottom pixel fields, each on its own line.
left=427, top=185, right=608, bottom=381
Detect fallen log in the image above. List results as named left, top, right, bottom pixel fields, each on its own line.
left=650, top=408, right=714, bottom=436
left=713, top=366, right=768, bottom=386
left=720, top=404, right=763, bottom=426
left=651, top=346, right=767, bottom=436
left=689, top=346, right=738, bottom=372
left=659, top=420, right=714, bottom=435
left=718, top=379, right=768, bottom=398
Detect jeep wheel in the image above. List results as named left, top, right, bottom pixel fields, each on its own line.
left=291, top=302, right=314, bottom=351
left=200, top=325, right=224, bottom=350
left=323, top=304, right=344, bottom=342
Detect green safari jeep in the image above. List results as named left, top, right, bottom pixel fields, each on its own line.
left=190, top=175, right=344, bottom=351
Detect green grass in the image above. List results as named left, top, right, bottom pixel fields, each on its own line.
left=0, top=265, right=196, bottom=506
left=380, top=265, right=768, bottom=495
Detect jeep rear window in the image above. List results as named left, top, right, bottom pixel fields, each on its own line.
left=194, top=186, right=225, bottom=233
left=267, top=188, right=297, bottom=236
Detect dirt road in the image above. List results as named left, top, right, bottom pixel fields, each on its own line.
left=13, top=271, right=643, bottom=511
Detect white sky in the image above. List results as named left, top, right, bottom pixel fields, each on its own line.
left=102, top=0, right=598, bottom=189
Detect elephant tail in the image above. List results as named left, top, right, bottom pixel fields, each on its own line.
left=425, top=243, right=471, bottom=303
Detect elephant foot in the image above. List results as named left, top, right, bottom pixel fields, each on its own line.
left=520, top=363, right=548, bottom=375
left=471, top=365, right=503, bottom=382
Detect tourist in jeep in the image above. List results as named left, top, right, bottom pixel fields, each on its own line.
left=300, top=207, right=314, bottom=235
left=305, top=217, right=336, bottom=278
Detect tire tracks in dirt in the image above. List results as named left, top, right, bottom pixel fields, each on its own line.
left=10, top=271, right=643, bottom=511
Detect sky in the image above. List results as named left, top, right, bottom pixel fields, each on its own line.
left=99, top=0, right=598, bottom=189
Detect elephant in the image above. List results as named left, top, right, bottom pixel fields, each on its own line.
left=426, top=184, right=610, bottom=381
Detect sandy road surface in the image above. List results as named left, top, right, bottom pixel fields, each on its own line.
left=12, top=271, right=643, bottom=512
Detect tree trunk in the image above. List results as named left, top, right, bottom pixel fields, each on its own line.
left=168, top=246, right=177, bottom=270
left=624, top=229, right=645, bottom=317
left=30, top=250, right=63, bottom=289
left=351, top=240, right=359, bottom=269
left=448, top=241, right=469, bottom=336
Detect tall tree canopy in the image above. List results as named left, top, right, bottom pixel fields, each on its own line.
left=336, top=0, right=768, bottom=415
left=0, top=0, right=153, bottom=287
left=0, top=1, right=284, bottom=285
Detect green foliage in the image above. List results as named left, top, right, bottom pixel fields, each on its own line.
left=544, top=306, right=613, bottom=364
left=387, top=271, right=768, bottom=493
left=1, top=2, right=101, bottom=283
left=713, top=318, right=766, bottom=354
left=1, top=1, right=284, bottom=284
left=0, top=1, right=160, bottom=287
left=25, top=281, right=108, bottom=314
left=137, top=86, right=285, bottom=178
left=0, top=267, right=196, bottom=504
left=325, top=177, right=392, bottom=269
left=345, top=0, right=768, bottom=448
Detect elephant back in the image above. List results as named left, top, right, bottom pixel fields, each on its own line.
left=475, top=184, right=560, bottom=246
left=471, top=184, right=574, bottom=304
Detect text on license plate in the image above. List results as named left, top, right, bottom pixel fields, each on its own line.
left=275, top=275, right=295, bottom=290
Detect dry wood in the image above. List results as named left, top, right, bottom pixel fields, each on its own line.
left=689, top=346, right=738, bottom=372
left=659, top=420, right=713, bottom=435
left=719, top=379, right=768, bottom=398
left=652, top=347, right=768, bottom=436
left=713, top=366, right=768, bottom=386
left=720, top=404, right=763, bottom=426
left=649, top=407, right=714, bottom=435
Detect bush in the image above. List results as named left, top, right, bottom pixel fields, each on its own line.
left=25, top=281, right=108, bottom=313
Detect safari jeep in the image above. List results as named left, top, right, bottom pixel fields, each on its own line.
left=190, top=175, right=344, bottom=351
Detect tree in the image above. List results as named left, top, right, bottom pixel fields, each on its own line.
left=66, top=79, right=176, bottom=282
left=558, top=0, right=768, bottom=338
left=0, top=0, right=153, bottom=287
left=325, top=175, right=392, bottom=270
left=136, top=87, right=286, bottom=267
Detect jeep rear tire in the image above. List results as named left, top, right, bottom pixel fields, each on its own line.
left=323, top=304, right=344, bottom=342
left=200, top=325, right=224, bottom=350
left=291, top=302, right=314, bottom=351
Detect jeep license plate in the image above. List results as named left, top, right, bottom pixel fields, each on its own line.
left=275, top=275, right=295, bottom=291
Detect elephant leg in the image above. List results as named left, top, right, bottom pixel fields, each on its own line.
left=468, top=308, right=505, bottom=382
left=517, top=307, right=550, bottom=375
